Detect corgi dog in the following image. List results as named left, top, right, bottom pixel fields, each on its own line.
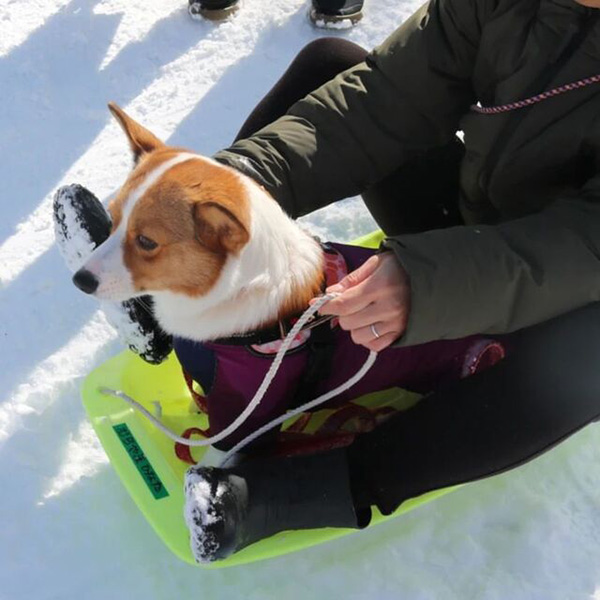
left=72, top=104, right=504, bottom=456
left=74, top=103, right=324, bottom=340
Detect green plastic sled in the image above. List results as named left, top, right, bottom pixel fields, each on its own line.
left=81, top=231, right=457, bottom=568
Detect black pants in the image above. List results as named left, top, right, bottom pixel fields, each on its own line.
left=236, top=38, right=600, bottom=514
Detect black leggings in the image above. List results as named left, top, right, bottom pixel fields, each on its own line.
left=236, top=38, right=600, bottom=514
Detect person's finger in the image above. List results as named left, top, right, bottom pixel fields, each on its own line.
left=318, top=257, right=383, bottom=316
left=319, top=283, right=375, bottom=316
left=326, top=255, right=380, bottom=294
left=337, top=302, right=397, bottom=332
left=349, top=320, right=398, bottom=346
left=363, top=331, right=400, bottom=353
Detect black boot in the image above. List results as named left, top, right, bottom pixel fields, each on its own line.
left=53, top=184, right=173, bottom=365
left=53, top=184, right=113, bottom=271
left=310, top=0, right=364, bottom=28
left=188, top=0, right=240, bottom=21
left=184, top=449, right=370, bottom=563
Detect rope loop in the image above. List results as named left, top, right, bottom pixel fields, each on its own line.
left=471, top=74, right=600, bottom=115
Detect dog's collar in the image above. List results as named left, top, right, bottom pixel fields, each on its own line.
left=211, top=243, right=345, bottom=347
left=210, top=313, right=333, bottom=347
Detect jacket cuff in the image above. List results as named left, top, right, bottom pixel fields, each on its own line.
left=213, top=151, right=267, bottom=185
left=381, top=224, right=513, bottom=347
left=382, top=237, right=443, bottom=347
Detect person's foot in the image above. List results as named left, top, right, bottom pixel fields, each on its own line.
left=188, top=0, right=240, bottom=21
left=310, top=0, right=364, bottom=28
left=184, top=466, right=249, bottom=562
left=53, top=184, right=112, bottom=272
left=184, top=450, right=369, bottom=563
left=53, top=184, right=173, bottom=365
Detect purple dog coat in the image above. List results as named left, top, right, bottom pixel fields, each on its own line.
left=173, top=243, right=506, bottom=453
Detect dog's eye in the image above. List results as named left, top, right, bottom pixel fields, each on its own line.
left=136, top=235, right=158, bottom=251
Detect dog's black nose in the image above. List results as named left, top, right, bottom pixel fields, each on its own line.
left=73, top=269, right=99, bottom=294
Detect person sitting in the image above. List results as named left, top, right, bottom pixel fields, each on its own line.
left=55, top=0, right=600, bottom=565
left=187, top=0, right=600, bottom=562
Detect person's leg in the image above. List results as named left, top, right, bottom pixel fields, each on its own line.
left=235, top=38, right=368, bottom=141
left=185, top=302, right=600, bottom=562
left=185, top=448, right=362, bottom=563
left=347, top=301, right=600, bottom=515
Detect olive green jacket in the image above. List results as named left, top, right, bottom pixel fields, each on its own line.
left=215, top=0, right=600, bottom=346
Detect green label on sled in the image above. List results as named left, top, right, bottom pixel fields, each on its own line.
left=113, top=423, right=169, bottom=500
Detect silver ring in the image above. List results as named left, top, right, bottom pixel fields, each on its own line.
left=370, top=323, right=381, bottom=339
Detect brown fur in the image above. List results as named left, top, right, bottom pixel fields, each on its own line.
left=108, top=102, right=165, bottom=160
left=108, top=149, right=188, bottom=230
left=118, top=158, right=252, bottom=297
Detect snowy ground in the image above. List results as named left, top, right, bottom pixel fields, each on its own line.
left=1, top=0, right=600, bottom=598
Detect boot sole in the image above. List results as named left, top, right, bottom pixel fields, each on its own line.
left=188, top=3, right=240, bottom=21
left=309, top=7, right=363, bottom=28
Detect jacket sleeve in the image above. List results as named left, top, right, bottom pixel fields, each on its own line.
left=386, top=164, right=600, bottom=346
left=214, top=0, right=490, bottom=218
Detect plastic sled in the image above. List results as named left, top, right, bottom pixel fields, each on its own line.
left=81, top=231, right=458, bottom=568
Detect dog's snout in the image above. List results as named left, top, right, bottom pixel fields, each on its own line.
left=73, top=269, right=99, bottom=294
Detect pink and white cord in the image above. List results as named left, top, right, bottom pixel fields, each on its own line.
left=471, top=73, right=600, bottom=115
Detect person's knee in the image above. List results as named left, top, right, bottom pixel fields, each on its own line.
left=297, top=37, right=341, bottom=59
left=517, top=303, right=600, bottom=400
left=292, top=38, right=367, bottom=74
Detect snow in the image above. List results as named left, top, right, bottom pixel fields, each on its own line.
left=1, top=0, right=600, bottom=598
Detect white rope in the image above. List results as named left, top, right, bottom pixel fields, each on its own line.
left=221, top=349, right=377, bottom=467
left=100, top=293, right=377, bottom=459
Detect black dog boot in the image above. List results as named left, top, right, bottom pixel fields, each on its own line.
left=310, top=0, right=364, bottom=28
left=188, top=0, right=240, bottom=21
left=53, top=184, right=173, bottom=365
left=184, top=449, right=371, bottom=563
left=53, top=184, right=113, bottom=272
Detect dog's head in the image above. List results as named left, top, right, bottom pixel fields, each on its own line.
left=73, top=103, right=251, bottom=303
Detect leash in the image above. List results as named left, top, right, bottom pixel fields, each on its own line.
left=100, top=293, right=378, bottom=464
left=471, top=73, right=600, bottom=114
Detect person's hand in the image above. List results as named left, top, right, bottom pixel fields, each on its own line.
left=316, top=252, right=411, bottom=352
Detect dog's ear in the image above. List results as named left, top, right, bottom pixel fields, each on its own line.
left=193, top=200, right=250, bottom=255
left=108, top=102, right=165, bottom=161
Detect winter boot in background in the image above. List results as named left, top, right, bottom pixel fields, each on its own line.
left=53, top=184, right=173, bottom=365
left=309, top=0, right=364, bottom=28
left=188, top=0, right=240, bottom=21
left=184, top=448, right=371, bottom=563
